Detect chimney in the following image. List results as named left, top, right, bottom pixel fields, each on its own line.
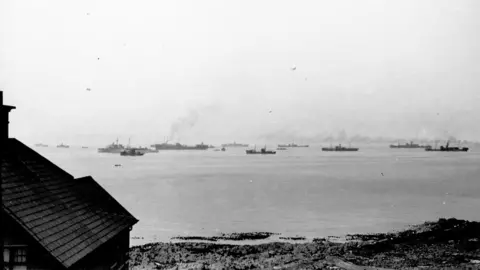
left=0, top=91, right=16, bottom=140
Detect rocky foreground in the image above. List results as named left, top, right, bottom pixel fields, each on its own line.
left=129, top=218, right=480, bottom=270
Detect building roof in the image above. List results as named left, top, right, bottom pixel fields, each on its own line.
left=1, top=138, right=138, bottom=268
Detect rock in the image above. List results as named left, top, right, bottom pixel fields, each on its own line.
left=172, top=262, right=206, bottom=270
left=129, top=218, right=480, bottom=270
left=208, top=262, right=226, bottom=270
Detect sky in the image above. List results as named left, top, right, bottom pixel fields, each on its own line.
left=1, top=0, right=480, bottom=146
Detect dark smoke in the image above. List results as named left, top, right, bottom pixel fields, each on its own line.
left=169, top=110, right=199, bottom=142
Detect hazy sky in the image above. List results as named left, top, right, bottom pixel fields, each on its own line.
left=2, top=0, right=480, bottom=146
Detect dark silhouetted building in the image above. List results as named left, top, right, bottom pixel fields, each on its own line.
left=1, top=91, right=138, bottom=270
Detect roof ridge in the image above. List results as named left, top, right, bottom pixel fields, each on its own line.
left=74, top=176, right=139, bottom=222
left=10, top=139, right=73, bottom=179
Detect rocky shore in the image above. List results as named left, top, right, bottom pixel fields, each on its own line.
left=129, top=218, right=480, bottom=270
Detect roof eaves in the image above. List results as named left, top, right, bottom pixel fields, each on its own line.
left=2, top=207, right=69, bottom=269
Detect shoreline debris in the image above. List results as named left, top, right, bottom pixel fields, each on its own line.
left=130, top=218, right=480, bottom=270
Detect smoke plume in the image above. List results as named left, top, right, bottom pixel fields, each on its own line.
left=168, top=110, right=200, bottom=142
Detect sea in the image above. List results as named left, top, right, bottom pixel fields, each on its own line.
left=33, top=144, right=480, bottom=246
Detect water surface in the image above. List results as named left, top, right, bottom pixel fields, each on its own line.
left=34, top=145, right=480, bottom=246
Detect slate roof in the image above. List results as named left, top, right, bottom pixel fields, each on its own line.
left=1, top=138, right=138, bottom=268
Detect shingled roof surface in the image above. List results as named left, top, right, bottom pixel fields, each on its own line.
left=1, top=138, right=138, bottom=268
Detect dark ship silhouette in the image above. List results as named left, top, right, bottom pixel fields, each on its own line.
left=100, top=138, right=157, bottom=154
left=425, top=141, right=468, bottom=152
left=34, top=143, right=48, bottom=147
left=390, top=141, right=429, bottom=149
left=322, top=143, right=359, bottom=152
left=221, top=141, right=249, bottom=147
left=56, top=143, right=69, bottom=148
left=151, top=138, right=208, bottom=150
left=120, top=148, right=145, bottom=156
left=131, top=146, right=158, bottom=154
left=278, top=140, right=309, bottom=148
left=246, top=145, right=276, bottom=155
left=98, top=139, right=125, bottom=153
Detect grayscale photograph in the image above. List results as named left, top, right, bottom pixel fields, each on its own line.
left=1, top=0, right=480, bottom=269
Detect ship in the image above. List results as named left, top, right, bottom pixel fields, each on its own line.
left=121, top=138, right=158, bottom=154
left=278, top=140, right=309, bottom=148
left=425, top=141, right=468, bottom=152
left=276, top=147, right=287, bottom=150
left=221, top=141, right=249, bottom=147
left=246, top=145, right=276, bottom=155
left=390, top=141, right=430, bottom=149
left=98, top=139, right=126, bottom=153
left=151, top=138, right=209, bottom=150
left=322, top=144, right=359, bottom=152
left=81, top=146, right=88, bottom=149
left=130, top=146, right=158, bottom=154
left=221, top=147, right=226, bottom=151
left=34, top=143, right=48, bottom=147
left=56, top=143, right=69, bottom=148
left=120, top=148, right=145, bottom=156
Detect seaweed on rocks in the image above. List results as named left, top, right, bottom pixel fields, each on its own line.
left=131, top=218, right=480, bottom=270
left=348, top=218, right=480, bottom=251
left=312, top=238, right=327, bottom=243
left=279, top=236, right=307, bottom=241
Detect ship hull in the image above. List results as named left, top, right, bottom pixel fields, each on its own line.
left=425, top=148, right=468, bottom=152
left=390, top=145, right=426, bottom=149
left=98, top=148, right=124, bottom=153
left=152, top=147, right=208, bottom=150
left=151, top=144, right=208, bottom=150
left=221, top=144, right=249, bottom=147
left=322, top=148, right=359, bottom=152
left=35, top=144, right=48, bottom=147
left=246, top=151, right=276, bottom=155
left=120, top=152, right=144, bottom=156
left=132, top=148, right=159, bottom=154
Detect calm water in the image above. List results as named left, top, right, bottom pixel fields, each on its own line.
left=34, top=145, right=480, bottom=246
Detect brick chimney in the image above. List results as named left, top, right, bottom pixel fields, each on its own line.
left=0, top=91, right=16, bottom=140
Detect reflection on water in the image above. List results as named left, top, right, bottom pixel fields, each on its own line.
left=34, top=145, right=480, bottom=246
